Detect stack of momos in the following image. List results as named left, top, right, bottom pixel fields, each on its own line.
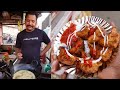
left=57, top=21, right=120, bottom=75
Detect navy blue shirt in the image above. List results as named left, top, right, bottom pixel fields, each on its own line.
left=15, top=28, right=50, bottom=64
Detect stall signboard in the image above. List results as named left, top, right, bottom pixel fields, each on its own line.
left=0, top=11, right=23, bottom=25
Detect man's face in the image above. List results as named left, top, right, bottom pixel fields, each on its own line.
left=25, top=14, right=37, bottom=32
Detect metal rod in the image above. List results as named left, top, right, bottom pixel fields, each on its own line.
left=13, top=58, right=18, bottom=65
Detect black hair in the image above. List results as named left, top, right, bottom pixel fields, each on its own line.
left=25, top=11, right=38, bottom=20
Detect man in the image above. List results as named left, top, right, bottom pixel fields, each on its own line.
left=15, top=11, right=51, bottom=67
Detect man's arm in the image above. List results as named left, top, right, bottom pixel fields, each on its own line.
left=15, top=48, right=21, bottom=54
left=40, top=42, right=51, bottom=56
left=15, top=47, right=23, bottom=60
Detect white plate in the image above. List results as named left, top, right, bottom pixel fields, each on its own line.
left=54, top=16, right=113, bottom=56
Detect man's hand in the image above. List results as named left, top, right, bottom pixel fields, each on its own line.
left=15, top=48, right=23, bottom=60
left=16, top=53, right=23, bottom=60
left=40, top=42, right=51, bottom=64
left=40, top=53, right=46, bottom=64
left=98, top=43, right=120, bottom=79
left=51, top=60, right=70, bottom=79
left=98, top=67, right=118, bottom=79
left=51, top=60, right=60, bottom=73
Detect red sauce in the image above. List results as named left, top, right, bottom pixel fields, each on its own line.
left=75, top=41, right=82, bottom=48
left=62, top=48, right=70, bottom=59
left=71, top=35, right=78, bottom=42
left=60, top=23, right=76, bottom=44
left=70, top=35, right=78, bottom=47
left=84, top=58, right=92, bottom=67
left=88, top=26, right=97, bottom=36
left=88, top=59, right=92, bottom=67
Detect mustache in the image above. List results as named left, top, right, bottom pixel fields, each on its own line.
left=26, top=25, right=33, bottom=27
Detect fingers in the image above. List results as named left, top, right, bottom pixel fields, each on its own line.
left=40, top=54, right=46, bottom=64
left=51, top=60, right=60, bottom=73
left=17, top=53, right=23, bottom=60
left=98, top=67, right=118, bottom=79
left=40, top=58, right=46, bottom=64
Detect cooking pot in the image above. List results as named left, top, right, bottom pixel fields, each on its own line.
left=12, top=70, right=36, bottom=79
left=0, top=60, right=12, bottom=79
left=9, top=59, right=42, bottom=79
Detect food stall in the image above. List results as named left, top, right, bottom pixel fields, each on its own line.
left=0, top=11, right=23, bottom=62
left=0, top=11, right=51, bottom=79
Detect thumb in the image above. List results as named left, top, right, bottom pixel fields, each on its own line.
left=51, top=60, right=60, bottom=73
left=18, top=53, right=22, bottom=56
